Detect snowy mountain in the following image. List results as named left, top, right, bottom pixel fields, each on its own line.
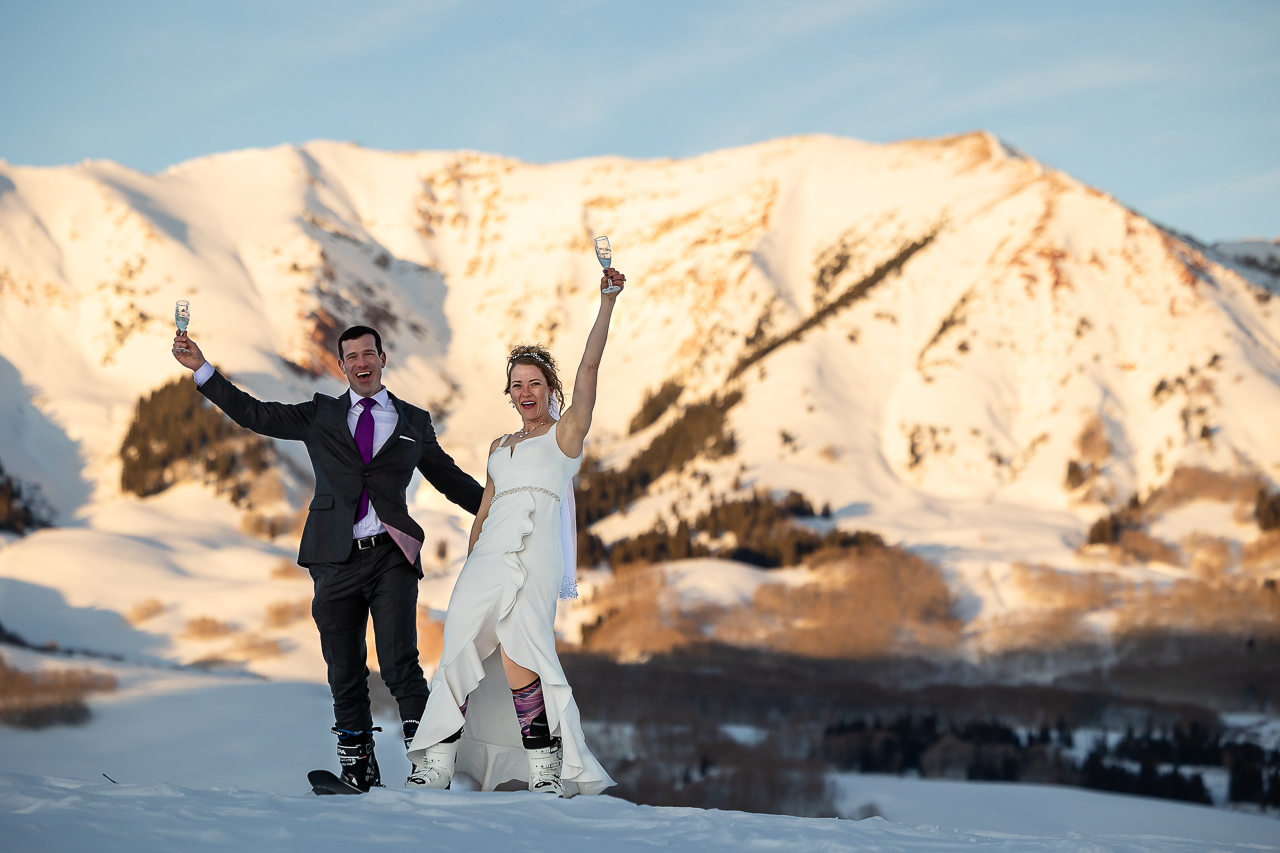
left=1215, top=238, right=1280, bottom=278
left=1, top=132, right=1279, bottom=680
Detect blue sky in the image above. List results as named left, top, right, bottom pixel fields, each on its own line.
left=2, top=0, right=1276, bottom=241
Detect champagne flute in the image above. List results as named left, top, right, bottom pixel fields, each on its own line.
left=595, top=236, right=620, bottom=294
left=175, top=300, right=191, bottom=352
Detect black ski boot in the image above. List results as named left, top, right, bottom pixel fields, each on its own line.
left=402, top=719, right=419, bottom=752
left=333, top=727, right=384, bottom=793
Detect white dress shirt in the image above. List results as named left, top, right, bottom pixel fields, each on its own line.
left=347, top=387, right=398, bottom=538
left=194, top=363, right=399, bottom=539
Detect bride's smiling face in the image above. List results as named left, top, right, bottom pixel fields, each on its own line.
left=507, top=364, right=550, bottom=423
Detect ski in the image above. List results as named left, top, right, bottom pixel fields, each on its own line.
left=308, top=769, right=363, bottom=796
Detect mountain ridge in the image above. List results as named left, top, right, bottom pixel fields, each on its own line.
left=1, top=130, right=1278, bottom=676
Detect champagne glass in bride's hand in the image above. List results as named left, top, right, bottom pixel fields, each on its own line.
left=175, top=300, right=190, bottom=352
left=595, top=236, right=621, bottom=294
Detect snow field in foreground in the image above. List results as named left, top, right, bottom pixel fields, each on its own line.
left=1, top=649, right=1277, bottom=852
left=3, top=770, right=1278, bottom=853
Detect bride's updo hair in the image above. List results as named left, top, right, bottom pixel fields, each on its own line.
left=505, top=343, right=565, bottom=411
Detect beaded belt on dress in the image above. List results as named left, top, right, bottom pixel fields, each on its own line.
left=491, top=486, right=561, bottom=506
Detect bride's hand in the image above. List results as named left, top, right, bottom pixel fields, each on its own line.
left=601, top=268, right=625, bottom=300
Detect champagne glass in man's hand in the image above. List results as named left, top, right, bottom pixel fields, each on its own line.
left=171, top=299, right=206, bottom=370
left=174, top=300, right=190, bottom=352
left=595, top=237, right=622, bottom=294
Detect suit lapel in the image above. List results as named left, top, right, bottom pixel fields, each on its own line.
left=328, top=392, right=365, bottom=464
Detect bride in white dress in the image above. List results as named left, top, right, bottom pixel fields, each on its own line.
left=406, top=267, right=625, bottom=796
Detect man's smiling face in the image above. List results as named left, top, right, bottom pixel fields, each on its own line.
left=340, top=334, right=386, bottom=397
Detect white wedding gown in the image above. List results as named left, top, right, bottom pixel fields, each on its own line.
left=407, top=423, right=614, bottom=796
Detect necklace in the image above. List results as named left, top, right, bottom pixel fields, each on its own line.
left=512, top=418, right=549, bottom=440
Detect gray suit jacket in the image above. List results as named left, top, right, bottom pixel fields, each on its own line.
left=197, top=370, right=483, bottom=572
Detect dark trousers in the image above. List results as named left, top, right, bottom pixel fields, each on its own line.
left=309, top=540, right=429, bottom=732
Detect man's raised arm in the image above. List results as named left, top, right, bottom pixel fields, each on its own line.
left=172, top=331, right=314, bottom=441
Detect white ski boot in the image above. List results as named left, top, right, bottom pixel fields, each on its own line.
left=406, top=740, right=457, bottom=790
left=526, top=740, right=566, bottom=796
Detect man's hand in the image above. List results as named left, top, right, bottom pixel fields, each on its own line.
left=172, top=331, right=207, bottom=372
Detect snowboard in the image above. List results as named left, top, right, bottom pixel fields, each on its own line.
left=308, top=769, right=364, bottom=796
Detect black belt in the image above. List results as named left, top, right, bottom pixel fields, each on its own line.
left=354, top=532, right=391, bottom=551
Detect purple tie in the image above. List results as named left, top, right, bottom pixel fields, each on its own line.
left=355, top=397, right=376, bottom=522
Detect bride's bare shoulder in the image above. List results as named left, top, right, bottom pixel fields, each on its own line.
left=488, top=436, right=506, bottom=455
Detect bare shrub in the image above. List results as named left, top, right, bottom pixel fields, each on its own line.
left=980, top=606, right=1111, bottom=653
left=1115, top=577, right=1280, bottom=638
left=578, top=568, right=696, bottom=661
left=1085, top=504, right=1181, bottom=564
left=271, top=558, right=308, bottom=579
left=1242, top=532, right=1280, bottom=569
left=418, top=607, right=445, bottom=668
left=999, top=564, right=1125, bottom=649
left=850, top=802, right=883, bottom=820
left=1182, top=534, right=1232, bottom=581
left=240, top=510, right=295, bottom=540
left=0, top=653, right=116, bottom=729
left=366, top=670, right=399, bottom=720
left=1076, top=415, right=1111, bottom=465
left=920, top=733, right=976, bottom=779
left=582, top=539, right=958, bottom=662
left=1142, top=467, right=1267, bottom=518
left=1087, top=512, right=1124, bottom=544
left=1117, top=529, right=1180, bottom=565
left=1011, top=563, right=1118, bottom=611
left=182, top=616, right=237, bottom=640
left=1257, top=489, right=1280, bottom=530
left=125, top=598, right=165, bottom=625
left=719, top=544, right=961, bottom=658
left=229, top=634, right=286, bottom=659
left=264, top=598, right=310, bottom=628
left=188, top=656, right=237, bottom=670
left=1065, top=460, right=1088, bottom=490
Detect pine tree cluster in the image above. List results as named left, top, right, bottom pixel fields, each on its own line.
left=575, top=390, right=741, bottom=529
left=119, top=374, right=273, bottom=503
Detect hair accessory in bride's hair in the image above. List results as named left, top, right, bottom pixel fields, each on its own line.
left=505, top=343, right=565, bottom=411
left=513, top=351, right=552, bottom=370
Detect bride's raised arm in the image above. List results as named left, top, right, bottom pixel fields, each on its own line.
left=556, top=268, right=625, bottom=458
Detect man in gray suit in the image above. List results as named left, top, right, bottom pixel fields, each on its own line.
left=172, top=325, right=483, bottom=791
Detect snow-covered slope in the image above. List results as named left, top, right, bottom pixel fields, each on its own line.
left=1215, top=238, right=1280, bottom=278
left=7, top=768, right=1276, bottom=853
left=1, top=133, right=1279, bottom=675
left=1, top=650, right=1276, bottom=853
